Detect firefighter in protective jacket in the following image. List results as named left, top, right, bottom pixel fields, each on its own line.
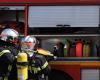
left=21, top=35, right=51, bottom=80
left=0, top=28, right=20, bottom=80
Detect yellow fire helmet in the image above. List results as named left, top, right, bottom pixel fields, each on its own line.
left=37, top=48, right=54, bottom=56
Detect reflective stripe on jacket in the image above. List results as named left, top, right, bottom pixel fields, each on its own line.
left=0, top=50, right=10, bottom=57
left=31, top=61, right=48, bottom=74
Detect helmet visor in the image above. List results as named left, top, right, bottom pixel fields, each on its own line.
left=21, top=42, right=35, bottom=51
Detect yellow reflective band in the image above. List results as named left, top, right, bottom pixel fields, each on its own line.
left=8, top=65, right=12, bottom=72
left=29, top=66, right=31, bottom=70
left=0, top=50, right=10, bottom=57
left=4, top=76, right=8, bottom=80
left=4, top=65, right=12, bottom=80
left=37, top=67, right=41, bottom=71
left=32, top=67, right=41, bottom=71
left=32, top=67, right=41, bottom=74
left=41, top=61, right=48, bottom=69
left=34, top=68, right=38, bottom=74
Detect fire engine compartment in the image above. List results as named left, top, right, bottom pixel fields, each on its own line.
left=34, top=34, right=100, bottom=80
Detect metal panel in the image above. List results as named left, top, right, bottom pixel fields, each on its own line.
left=28, top=6, right=99, bottom=27
left=0, top=6, right=25, bottom=10
left=81, top=69, right=100, bottom=80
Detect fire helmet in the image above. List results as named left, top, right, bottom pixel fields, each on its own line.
left=21, top=35, right=36, bottom=51
left=0, top=28, right=19, bottom=43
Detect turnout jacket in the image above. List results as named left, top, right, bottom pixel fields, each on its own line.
left=0, top=40, right=19, bottom=80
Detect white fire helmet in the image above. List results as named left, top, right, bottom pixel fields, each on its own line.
left=0, top=28, right=19, bottom=42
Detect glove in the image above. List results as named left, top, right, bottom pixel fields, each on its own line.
left=53, top=56, right=57, bottom=60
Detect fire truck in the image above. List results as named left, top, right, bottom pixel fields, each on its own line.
left=0, top=0, right=100, bottom=80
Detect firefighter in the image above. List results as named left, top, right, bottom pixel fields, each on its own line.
left=21, top=35, right=51, bottom=80
left=0, top=28, right=20, bottom=80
